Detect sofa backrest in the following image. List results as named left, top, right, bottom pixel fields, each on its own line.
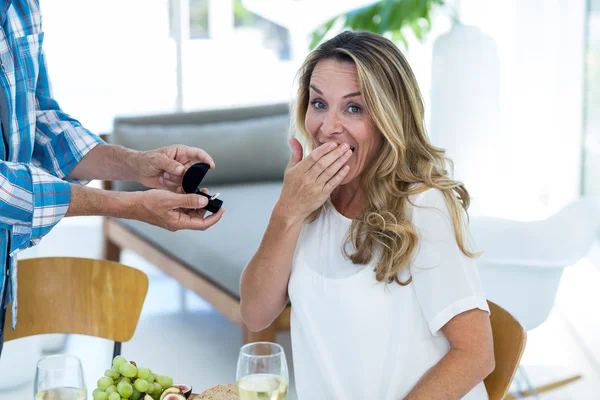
left=108, top=103, right=291, bottom=192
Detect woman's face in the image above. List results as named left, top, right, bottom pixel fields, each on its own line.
left=305, top=59, right=383, bottom=186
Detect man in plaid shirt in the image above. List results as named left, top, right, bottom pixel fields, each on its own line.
left=0, top=1, right=226, bottom=356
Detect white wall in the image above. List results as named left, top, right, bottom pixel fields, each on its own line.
left=423, top=0, right=587, bottom=219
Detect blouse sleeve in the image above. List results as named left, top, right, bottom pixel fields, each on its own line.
left=410, top=189, right=490, bottom=336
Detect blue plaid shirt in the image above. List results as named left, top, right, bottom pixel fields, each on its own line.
left=0, top=0, right=103, bottom=328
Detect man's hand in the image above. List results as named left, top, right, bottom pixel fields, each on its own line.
left=131, top=188, right=225, bottom=231
left=67, top=185, right=225, bottom=231
left=135, top=145, right=215, bottom=192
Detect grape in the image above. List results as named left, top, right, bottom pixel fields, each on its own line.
left=121, top=377, right=131, bottom=384
left=137, top=367, right=150, bottom=380
left=117, top=381, right=133, bottom=398
left=112, top=356, right=127, bottom=368
left=111, top=365, right=121, bottom=373
left=156, top=375, right=173, bottom=389
left=93, top=390, right=109, bottom=400
left=130, top=389, right=142, bottom=400
left=105, top=369, right=120, bottom=380
left=108, top=393, right=121, bottom=400
left=151, top=382, right=162, bottom=394
left=119, top=363, right=138, bottom=378
left=98, top=377, right=114, bottom=391
left=106, top=385, right=118, bottom=394
left=133, top=379, right=149, bottom=393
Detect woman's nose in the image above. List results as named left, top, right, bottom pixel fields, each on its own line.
left=319, top=112, right=344, bottom=137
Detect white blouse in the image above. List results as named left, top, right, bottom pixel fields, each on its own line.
left=288, top=188, right=490, bottom=399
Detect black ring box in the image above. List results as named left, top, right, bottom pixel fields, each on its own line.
left=181, top=162, right=223, bottom=213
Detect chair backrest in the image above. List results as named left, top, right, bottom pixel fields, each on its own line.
left=484, top=301, right=527, bottom=400
left=3, top=257, right=148, bottom=343
left=470, top=197, right=600, bottom=266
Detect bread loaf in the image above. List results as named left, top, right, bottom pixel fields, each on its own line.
left=193, top=384, right=238, bottom=400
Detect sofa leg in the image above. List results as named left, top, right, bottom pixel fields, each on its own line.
left=243, top=324, right=277, bottom=344
left=103, top=237, right=121, bottom=262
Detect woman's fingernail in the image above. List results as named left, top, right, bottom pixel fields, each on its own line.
left=176, top=166, right=184, bottom=174
left=159, top=177, right=164, bottom=185
left=164, top=172, right=170, bottom=179
left=330, top=142, right=338, bottom=150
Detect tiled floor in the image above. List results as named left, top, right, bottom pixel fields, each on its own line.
left=0, top=217, right=599, bottom=399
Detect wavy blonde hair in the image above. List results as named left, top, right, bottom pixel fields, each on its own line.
left=291, top=31, right=477, bottom=285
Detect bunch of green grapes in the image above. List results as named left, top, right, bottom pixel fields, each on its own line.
left=92, top=356, right=174, bottom=400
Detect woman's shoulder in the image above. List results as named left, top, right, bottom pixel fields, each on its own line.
left=406, top=185, right=467, bottom=235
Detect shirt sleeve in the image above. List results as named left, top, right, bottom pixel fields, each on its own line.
left=410, top=188, right=490, bottom=336
left=33, top=48, right=103, bottom=184
left=0, top=161, right=71, bottom=256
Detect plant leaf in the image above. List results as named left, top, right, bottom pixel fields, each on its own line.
left=310, top=16, right=338, bottom=49
left=309, top=0, right=445, bottom=50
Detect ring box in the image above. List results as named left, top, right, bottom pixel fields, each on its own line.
left=181, top=162, right=223, bottom=213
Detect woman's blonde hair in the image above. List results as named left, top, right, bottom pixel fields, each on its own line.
left=291, top=31, right=477, bottom=285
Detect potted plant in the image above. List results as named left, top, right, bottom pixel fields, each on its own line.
left=310, top=0, right=446, bottom=49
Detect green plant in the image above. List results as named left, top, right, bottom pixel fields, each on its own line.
left=233, top=0, right=252, bottom=26
left=310, top=0, right=445, bottom=49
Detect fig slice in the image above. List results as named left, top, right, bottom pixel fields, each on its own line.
left=159, top=387, right=181, bottom=400
left=162, top=395, right=186, bottom=400
left=173, top=384, right=192, bottom=399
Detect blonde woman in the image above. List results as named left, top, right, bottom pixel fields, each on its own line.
left=240, top=31, right=494, bottom=400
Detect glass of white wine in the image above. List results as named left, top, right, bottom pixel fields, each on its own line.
left=34, top=354, right=86, bottom=400
left=236, top=342, right=289, bottom=400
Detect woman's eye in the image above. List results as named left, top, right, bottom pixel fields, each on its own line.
left=348, top=105, right=361, bottom=113
left=311, top=100, right=325, bottom=109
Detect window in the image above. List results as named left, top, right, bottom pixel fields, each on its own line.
left=233, top=0, right=291, bottom=61
left=176, top=0, right=295, bottom=111
left=42, top=0, right=177, bottom=134
left=190, top=0, right=210, bottom=39
left=583, top=0, right=600, bottom=195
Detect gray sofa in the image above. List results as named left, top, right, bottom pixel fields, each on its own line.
left=102, top=103, right=292, bottom=342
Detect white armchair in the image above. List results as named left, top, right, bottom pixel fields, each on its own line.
left=470, top=197, right=600, bottom=330
left=469, top=196, right=600, bottom=397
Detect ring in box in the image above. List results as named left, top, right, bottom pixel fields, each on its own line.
left=181, top=162, right=223, bottom=213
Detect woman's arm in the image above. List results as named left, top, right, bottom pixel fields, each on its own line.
left=404, top=309, right=495, bottom=399
left=239, top=209, right=304, bottom=332
left=240, top=139, right=352, bottom=331
left=407, top=188, right=495, bottom=399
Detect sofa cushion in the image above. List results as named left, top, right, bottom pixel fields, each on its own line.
left=110, top=109, right=291, bottom=192
left=114, top=182, right=283, bottom=298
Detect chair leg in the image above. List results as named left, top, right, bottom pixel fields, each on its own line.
left=113, top=342, right=122, bottom=359
left=180, top=285, right=188, bottom=313
left=518, top=366, right=539, bottom=398
left=242, top=324, right=277, bottom=345
left=505, top=372, right=582, bottom=399
left=103, top=238, right=121, bottom=262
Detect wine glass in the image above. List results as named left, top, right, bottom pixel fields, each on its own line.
left=34, top=354, right=86, bottom=400
left=236, top=342, right=289, bottom=400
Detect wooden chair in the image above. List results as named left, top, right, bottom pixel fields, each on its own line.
left=484, top=301, right=527, bottom=400
left=3, top=257, right=148, bottom=358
